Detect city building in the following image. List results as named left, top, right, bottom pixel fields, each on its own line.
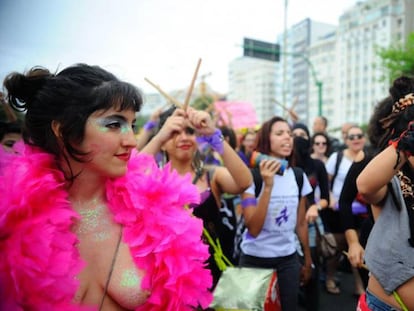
left=228, top=0, right=414, bottom=134
left=228, top=57, right=277, bottom=124
left=277, top=18, right=336, bottom=126
left=330, top=0, right=414, bottom=130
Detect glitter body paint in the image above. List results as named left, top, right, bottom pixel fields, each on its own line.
left=76, top=199, right=111, bottom=242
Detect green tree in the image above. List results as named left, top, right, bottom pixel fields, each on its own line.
left=135, top=114, right=148, bottom=131
left=191, top=95, right=214, bottom=111
left=377, top=32, right=414, bottom=83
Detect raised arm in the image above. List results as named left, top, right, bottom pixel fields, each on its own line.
left=136, top=107, right=162, bottom=150
left=186, top=107, right=252, bottom=193
left=140, top=108, right=187, bottom=155
left=357, top=145, right=406, bottom=205
left=340, top=157, right=369, bottom=268
left=242, top=160, right=282, bottom=237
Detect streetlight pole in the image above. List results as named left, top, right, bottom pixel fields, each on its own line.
left=241, top=42, right=323, bottom=116
left=297, top=53, right=323, bottom=116
left=282, top=0, right=288, bottom=111
left=317, top=81, right=323, bottom=116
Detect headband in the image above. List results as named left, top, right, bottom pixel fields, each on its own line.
left=381, top=93, right=414, bottom=129
left=391, top=93, right=414, bottom=114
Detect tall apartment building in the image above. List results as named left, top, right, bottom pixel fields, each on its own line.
left=229, top=0, right=414, bottom=133
left=228, top=57, right=277, bottom=124
left=307, top=31, right=337, bottom=123
left=277, top=19, right=336, bottom=126
left=330, top=0, right=414, bottom=129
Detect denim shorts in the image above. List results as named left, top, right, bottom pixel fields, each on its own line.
left=366, top=290, right=400, bottom=311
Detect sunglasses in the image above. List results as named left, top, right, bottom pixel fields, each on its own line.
left=314, top=141, right=327, bottom=146
left=347, top=134, right=364, bottom=141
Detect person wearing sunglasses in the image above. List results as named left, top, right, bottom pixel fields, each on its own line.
left=323, top=125, right=366, bottom=295
left=311, top=132, right=331, bottom=164
left=339, top=96, right=393, bottom=303
left=291, top=123, right=330, bottom=311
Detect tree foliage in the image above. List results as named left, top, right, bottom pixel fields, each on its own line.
left=377, top=32, right=414, bottom=83
left=135, top=114, right=147, bottom=130
left=191, top=95, right=214, bottom=111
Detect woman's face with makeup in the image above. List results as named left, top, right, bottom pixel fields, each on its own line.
left=163, top=126, right=197, bottom=162
left=75, top=107, right=137, bottom=178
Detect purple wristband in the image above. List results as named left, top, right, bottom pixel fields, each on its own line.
left=143, top=120, right=157, bottom=131
left=241, top=197, right=257, bottom=208
left=196, top=129, right=224, bottom=155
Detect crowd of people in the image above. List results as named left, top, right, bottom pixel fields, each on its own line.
left=0, top=63, right=413, bottom=311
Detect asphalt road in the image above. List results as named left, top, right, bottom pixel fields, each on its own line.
left=299, top=270, right=359, bottom=311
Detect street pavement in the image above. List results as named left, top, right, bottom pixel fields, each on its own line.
left=299, top=270, right=359, bottom=311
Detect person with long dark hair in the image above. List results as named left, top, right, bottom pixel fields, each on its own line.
left=339, top=96, right=393, bottom=294
left=357, top=76, right=414, bottom=310
left=291, top=123, right=330, bottom=311
left=238, top=116, right=313, bottom=311
left=0, top=64, right=212, bottom=310
left=141, top=105, right=252, bottom=289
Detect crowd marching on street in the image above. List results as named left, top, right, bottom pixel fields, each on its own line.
left=1, top=64, right=414, bottom=311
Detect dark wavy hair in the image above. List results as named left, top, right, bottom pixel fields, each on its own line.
left=219, top=125, right=237, bottom=150
left=256, top=116, right=294, bottom=166
left=310, top=132, right=331, bottom=156
left=4, top=64, right=142, bottom=161
left=0, top=121, right=22, bottom=141
left=367, top=96, right=393, bottom=152
left=157, top=105, right=204, bottom=173
left=380, top=76, right=414, bottom=141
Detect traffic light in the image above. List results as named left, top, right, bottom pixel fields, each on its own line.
left=243, top=38, right=280, bottom=62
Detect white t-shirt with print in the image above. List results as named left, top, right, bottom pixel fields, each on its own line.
left=241, top=167, right=312, bottom=258
left=325, top=151, right=353, bottom=203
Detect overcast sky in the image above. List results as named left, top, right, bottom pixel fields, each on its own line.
left=0, top=0, right=358, bottom=94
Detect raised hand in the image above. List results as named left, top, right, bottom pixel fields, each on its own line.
left=186, top=107, right=215, bottom=136
left=395, top=121, right=414, bottom=157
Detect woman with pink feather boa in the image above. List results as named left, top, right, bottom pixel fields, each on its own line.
left=0, top=64, right=213, bottom=310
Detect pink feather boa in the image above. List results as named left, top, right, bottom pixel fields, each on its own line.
left=0, top=146, right=213, bottom=310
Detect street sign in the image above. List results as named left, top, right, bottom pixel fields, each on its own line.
left=243, top=38, right=280, bottom=62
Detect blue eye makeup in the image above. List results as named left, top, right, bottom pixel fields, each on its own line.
left=94, top=116, right=135, bottom=134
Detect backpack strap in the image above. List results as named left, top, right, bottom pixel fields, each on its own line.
left=331, top=150, right=343, bottom=190
left=292, top=166, right=304, bottom=201
left=251, top=167, right=263, bottom=198
left=192, top=167, right=204, bottom=184
left=251, top=166, right=303, bottom=201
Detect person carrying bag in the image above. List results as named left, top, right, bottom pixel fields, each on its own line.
left=219, top=116, right=313, bottom=311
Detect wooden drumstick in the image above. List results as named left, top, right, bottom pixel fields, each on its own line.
left=144, top=77, right=183, bottom=108
left=183, top=58, right=202, bottom=111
